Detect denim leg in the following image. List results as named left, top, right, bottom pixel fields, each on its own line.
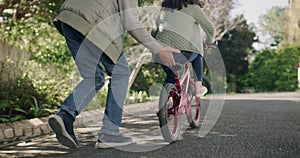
left=60, top=23, right=105, bottom=118
left=100, top=53, right=130, bottom=134
left=191, top=54, right=204, bottom=82
left=161, top=64, right=177, bottom=85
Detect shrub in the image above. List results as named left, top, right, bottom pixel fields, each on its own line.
left=0, top=59, right=76, bottom=123
left=242, top=45, right=300, bottom=92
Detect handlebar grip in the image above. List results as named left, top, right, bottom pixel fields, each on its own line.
left=207, top=41, right=218, bottom=46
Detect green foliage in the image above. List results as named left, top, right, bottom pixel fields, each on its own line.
left=0, top=0, right=63, bottom=21
left=0, top=102, right=11, bottom=122
left=0, top=59, right=75, bottom=123
left=258, top=6, right=289, bottom=46
left=138, top=0, right=156, bottom=6
left=26, top=96, right=50, bottom=118
left=0, top=75, right=46, bottom=123
left=218, top=19, right=256, bottom=92
left=0, top=0, right=71, bottom=69
left=274, top=47, right=300, bottom=91
left=131, top=63, right=166, bottom=94
left=0, top=17, right=71, bottom=69
left=241, top=49, right=277, bottom=91
left=21, top=60, right=74, bottom=107
left=242, top=45, right=300, bottom=92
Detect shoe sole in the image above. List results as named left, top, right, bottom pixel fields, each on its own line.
left=195, top=88, right=208, bottom=97
left=95, top=141, right=133, bottom=149
left=48, top=115, right=78, bottom=148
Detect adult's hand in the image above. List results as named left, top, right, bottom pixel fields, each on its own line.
left=203, top=43, right=209, bottom=51
left=158, top=48, right=180, bottom=66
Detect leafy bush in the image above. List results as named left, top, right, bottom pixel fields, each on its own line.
left=242, top=45, right=300, bottom=92
left=131, top=63, right=166, bottom=94
left=22, top=60, right=75, bottom=106
left=0, top=76, right=47, bottom=122
left=0, top=18, right=71, bottom=69
left=275, top=46, right=300, bottom=91
left=0, top=58, right=76, bottom=123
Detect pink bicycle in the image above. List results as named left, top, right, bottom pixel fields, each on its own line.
left=157, top=43, right=217, bottom=142
left=158, top=61, right=201, bottom=142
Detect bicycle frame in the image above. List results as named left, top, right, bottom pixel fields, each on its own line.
left=173, top=63, right=196, bottom=117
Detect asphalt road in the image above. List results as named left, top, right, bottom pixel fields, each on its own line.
left=1, top=93, right=300, bottom=158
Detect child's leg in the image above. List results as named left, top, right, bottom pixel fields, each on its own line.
left=160, top=64, right=177, bottom=85
left=191, top=54, right=208, bottom=97
left=191, top=54, right=203, bottom=82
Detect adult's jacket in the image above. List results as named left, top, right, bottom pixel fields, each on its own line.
left=54, top=0, right=162, bottom=64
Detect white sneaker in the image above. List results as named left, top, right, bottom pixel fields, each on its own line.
left=195, top=86, right=208, bottom=97
left=95, top=133, right=133, bottom=148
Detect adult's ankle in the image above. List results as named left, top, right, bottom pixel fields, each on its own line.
left=57, top=109, right=75, bottom=122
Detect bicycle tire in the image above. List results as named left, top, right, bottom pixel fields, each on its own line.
left=186, top=83, right=201, bottom=128
left=158, top=83, right=181, bottom=143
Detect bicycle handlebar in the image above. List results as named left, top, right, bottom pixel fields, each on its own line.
left=204, top=41, right=218, bottom=50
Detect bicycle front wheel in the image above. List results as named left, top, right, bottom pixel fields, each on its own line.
left=158, top=83, right=181, bottom=143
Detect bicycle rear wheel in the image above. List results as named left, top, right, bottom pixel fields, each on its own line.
left=158, top=83, right=181, bottom=143
left=186, top=83, right=201, bottom=128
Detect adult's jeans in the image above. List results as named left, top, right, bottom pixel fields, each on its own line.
left=60, top=23, right=130, bottom=134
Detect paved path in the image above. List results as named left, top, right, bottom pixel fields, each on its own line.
left=0, top=92, right=299, bottom=158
